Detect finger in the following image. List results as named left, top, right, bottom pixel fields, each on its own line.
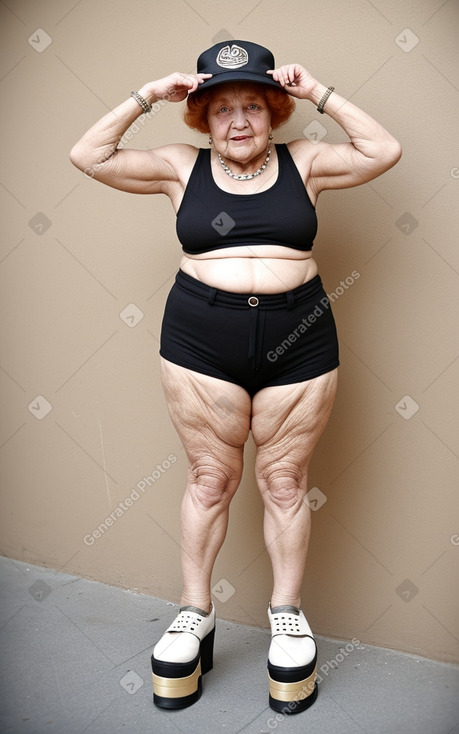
left=175, top=72, right=192, bottom=88
left=176, top=73, right=200, bottom=92
left=185, top=73, right=212, bottom=93
left=184, top=73, right=212, bottom=94
left=281, top=66, right=294, bottom=86
left=268, top=67, right=296, bottom=87
left=196, top=74, right=212, bottom=88
left=284, top=66, right=296, bottom=85
left=273, top=71, right=287, bottom=86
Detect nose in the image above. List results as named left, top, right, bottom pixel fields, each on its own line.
left=231, top=107, right=248, bottom=129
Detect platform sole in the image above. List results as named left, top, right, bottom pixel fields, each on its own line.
left=268, top=661, right=317, bottom=714
left=152, top=626, right=215, bottom=709
left=153, top=661, right=203, bottom=709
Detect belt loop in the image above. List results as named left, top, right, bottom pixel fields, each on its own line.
left=208, top=287, right=217, bottom=305
left=286, top=291, right=295, bottom=310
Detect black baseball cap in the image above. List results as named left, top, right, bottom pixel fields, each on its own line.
left=193, top=40, right=285, bottom=93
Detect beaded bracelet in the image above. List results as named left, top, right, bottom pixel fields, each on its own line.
left=317, top=86, right=335, bottom=114
left=130, top=90, right=152, bottom=114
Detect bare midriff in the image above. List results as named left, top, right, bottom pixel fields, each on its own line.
left=180, top=245, right=317, bottom=294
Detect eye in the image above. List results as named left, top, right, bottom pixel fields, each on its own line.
left=218, top=106, right=230, bottom=113
left=248, top=103, right=260, bottom=110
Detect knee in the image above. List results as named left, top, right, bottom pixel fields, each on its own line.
left=259, top=463, right=306, bottom=511
left=188, top=458, right=240, bottom=510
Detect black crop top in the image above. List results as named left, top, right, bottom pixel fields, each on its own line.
left=176, top=144, right=317, bottom=255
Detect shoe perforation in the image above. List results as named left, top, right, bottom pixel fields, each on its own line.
left=168, top=609, right=209, bottom=634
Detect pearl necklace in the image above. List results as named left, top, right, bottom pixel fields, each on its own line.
left=218, top=148, right=271, bottom=181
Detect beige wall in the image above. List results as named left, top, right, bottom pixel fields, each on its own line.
left=1, top=0, right=458, bottom=664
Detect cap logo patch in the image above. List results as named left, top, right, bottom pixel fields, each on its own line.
left=216, top=44, right=249, bottom=69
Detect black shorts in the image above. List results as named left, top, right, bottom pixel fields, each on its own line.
left=160, top=270, right=339, bottom=397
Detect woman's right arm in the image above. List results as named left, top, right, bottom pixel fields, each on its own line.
left=69, top=72, right=211, bottom=194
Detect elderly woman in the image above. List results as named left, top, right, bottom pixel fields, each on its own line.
left=70, top=40, right=401, bottom=714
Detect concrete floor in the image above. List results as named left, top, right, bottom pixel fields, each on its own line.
left=0, top=556, right=458, bottom=734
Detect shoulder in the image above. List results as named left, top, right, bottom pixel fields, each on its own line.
left=282, top=139, right=323, bottom=178
left=286, top=138, right=325, bottom=162
left=283, top=140, right=328, bottom=205
left=150, top=143, right=202, bottom=203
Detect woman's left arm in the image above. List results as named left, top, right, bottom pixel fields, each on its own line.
left=268, top=64, right=402, bottom=193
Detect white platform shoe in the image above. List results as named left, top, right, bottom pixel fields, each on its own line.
left=151, top=603, right=216, bottom=709
left=267, top=604, right=318, bottom=714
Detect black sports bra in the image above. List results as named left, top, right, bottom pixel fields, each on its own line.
left=176, top=144, right=317, bottom=255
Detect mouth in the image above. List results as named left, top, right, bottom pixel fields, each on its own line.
left=231, top=135, right=251, bottom=141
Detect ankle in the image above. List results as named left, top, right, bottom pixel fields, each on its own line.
left=270, top=595, right=302, bottom=610
left=180, top=594, right=212, bottom=615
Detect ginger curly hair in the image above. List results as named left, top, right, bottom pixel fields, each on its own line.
left=183, top=83, right=296, bottom=133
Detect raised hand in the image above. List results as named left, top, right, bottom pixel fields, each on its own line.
left=267, top=64, right=318, bottom=100
left=142, top=72, right=212, bottom=103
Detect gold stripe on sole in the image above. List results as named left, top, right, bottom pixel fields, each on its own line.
left=268, top=666, right=317, bottom=703
left=152, top=660, right=201, bottom=699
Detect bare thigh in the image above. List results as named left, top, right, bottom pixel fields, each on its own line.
left=251, top=369, right=339, bottom=493
left=160, top=358, right=252, bottom=491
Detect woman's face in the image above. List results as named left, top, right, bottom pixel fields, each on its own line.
left=207, top=83, right=272, bottom=164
